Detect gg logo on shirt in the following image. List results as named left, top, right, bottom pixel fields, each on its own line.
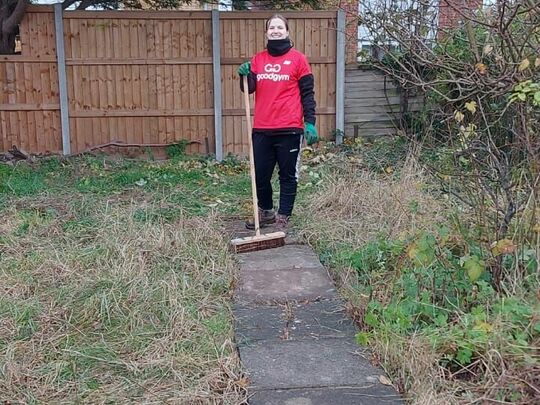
left=264, top=63, right=282, bottom=73
left=257, top=63, right=290, bottom=82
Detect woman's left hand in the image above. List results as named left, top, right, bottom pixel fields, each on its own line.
left=304, top=123, right=319, bottom=145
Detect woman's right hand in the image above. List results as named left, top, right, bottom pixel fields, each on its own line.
left=237, top=62, right=251, bottom=76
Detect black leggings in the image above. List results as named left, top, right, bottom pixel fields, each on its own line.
left=252, top=132, right=303, bottom=217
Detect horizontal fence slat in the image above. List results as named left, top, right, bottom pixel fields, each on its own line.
left=344, top=81, right=399, bottom=91
left=345, top=69, right=392, bottom=83
left=0, top=56, right=56, bottom=62
left=65, top=58, right=213, bottom=65
left=345, top=105, right=401, bottom=114
left=221, top=11, right=337, bottom=19
left=345, top=126, right=397, bottom=137
left=70, top=109, right=214, bottom=117
left=346, top=112, right=400, bottom=122
left=0, top=103, right=59, bottom=111
left=344, top=96, right=424, bottom=107
left=64, top=11, right=212, bottom=20
left=346, top=89, right=400, bottom=99
left=345, top=97, right=402, bottom=107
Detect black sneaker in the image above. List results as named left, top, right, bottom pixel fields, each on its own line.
left=245, top=208, right=276, bottom=230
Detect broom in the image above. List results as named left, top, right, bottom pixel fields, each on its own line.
left=230, top=76, right=286, bottom=253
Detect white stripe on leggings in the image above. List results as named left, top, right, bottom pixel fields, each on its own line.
left=295, top=135, right=303, bottom=181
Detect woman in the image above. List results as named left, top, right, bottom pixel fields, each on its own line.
left=238, top=14, right=318, bottom=231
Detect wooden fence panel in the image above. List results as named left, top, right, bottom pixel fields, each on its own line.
left=1, top=7, right=340, bottom=156
left=0, top=7, right=60, bottom=153
left=344, top=68, right=423, bottom=137
left=61, top=11, right=213, bottom=154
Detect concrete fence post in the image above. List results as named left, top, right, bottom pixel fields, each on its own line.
left=212, top=10, right=223, bottom=162
left=335, top=9, right=346, bottom=145
left=54, top=3, right=71, bottom=155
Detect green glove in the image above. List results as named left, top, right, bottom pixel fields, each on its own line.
left=237, top=61, right=251, bottom=76
left=304, top=122, right=319, bottom=145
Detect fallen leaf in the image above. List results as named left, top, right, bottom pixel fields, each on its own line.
left=536, top=57, right=540, bottom=68
left=454, top=111, right=465, bottom=123
left=465, top=101, right=477, bottom=114
left=475, top=62, right=487, bottom=75
left=490, top=239, right=516, bottom=256
left=235, top=377, right=250, bottom=388
left=379, top=375, right=393, bottom=386
left=518, top=58, right=530, bottom=71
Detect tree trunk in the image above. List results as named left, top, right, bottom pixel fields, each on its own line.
left=0, top=0, right=28, bottom=55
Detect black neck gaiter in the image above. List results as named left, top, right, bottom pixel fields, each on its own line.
left=267, top=38, right=292, bottom=56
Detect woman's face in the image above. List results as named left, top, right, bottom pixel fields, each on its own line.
left=266, top=18, right=289, bottom=40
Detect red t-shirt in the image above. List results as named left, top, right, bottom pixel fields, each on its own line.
left=251, top=48, right=312, bottom=129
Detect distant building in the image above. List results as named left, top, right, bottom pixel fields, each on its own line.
left=358, top=0, right=483, bottom=62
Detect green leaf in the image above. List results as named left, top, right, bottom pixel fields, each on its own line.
left=407, top=233, right=436, bottom=266
left=456, top=347, right=473, bottom=365
left=534, top=91, right=540, bottom=106
left=462, top=255, right=485, bottom=282
left=355, top=332, right=371, bottom=346
left=364, top=312, right=379, bottom=327
left=435, top=313, right=448, bottom=327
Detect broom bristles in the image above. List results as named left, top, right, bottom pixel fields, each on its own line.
left=230, top=231, right=286, bottom=253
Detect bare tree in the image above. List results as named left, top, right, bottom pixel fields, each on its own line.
left=0, top=0, right=27, bottom=54
left=359, top=0, right=540, bottom=288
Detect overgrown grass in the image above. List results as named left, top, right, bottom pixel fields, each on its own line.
left=0, top=154, right=249, bottom=403
left=295, top=138, right=540, bottom=404
left=3, top=140, right=538, bottom=403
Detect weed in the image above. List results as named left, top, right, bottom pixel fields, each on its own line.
left=165, top=140, right=190, bottom=159
left=295, top=144, right=540, bottom=404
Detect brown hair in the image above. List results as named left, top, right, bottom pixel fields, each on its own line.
left=266, top=14, right=289, bottom=31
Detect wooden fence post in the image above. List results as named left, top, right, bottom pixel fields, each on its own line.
left=335, top=9, right=345, bottom=145
left=212, top=10, right=223, bottom=162
left=54, top=3, right=71, bottom=155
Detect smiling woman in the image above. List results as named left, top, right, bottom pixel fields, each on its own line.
left=237, top=14, right=318, bottom=232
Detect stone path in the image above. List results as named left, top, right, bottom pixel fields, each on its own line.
left=226, top=220, right=403, bottom=404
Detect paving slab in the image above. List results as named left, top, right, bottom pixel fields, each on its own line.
left=234, top=299, right=357, bottom=345
left=249, top=386, right=403, bottom=404
left=237, top=245, right=322, bottom=272
left=237, top=266, right=337, bottom=302
left=239, top=339, right=385, bottom=390
left=283, top=299, right=357, bottom=340
left=234, top=303, right=285, bottom=344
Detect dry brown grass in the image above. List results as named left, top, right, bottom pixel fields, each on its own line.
left=297, top=155, right=446, bottom=303
left=0, top=196, right=247, bottom=404
left=299, top=156, right=445, bottom=249
left=295, top=150, right=539, bottom=404
left=296, top=155, right=457, bottom=404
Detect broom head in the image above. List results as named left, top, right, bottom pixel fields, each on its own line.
left=230, top=231, right=286, bottom=253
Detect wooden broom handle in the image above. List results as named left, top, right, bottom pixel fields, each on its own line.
left=243, top=75, right=261, bottom=236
